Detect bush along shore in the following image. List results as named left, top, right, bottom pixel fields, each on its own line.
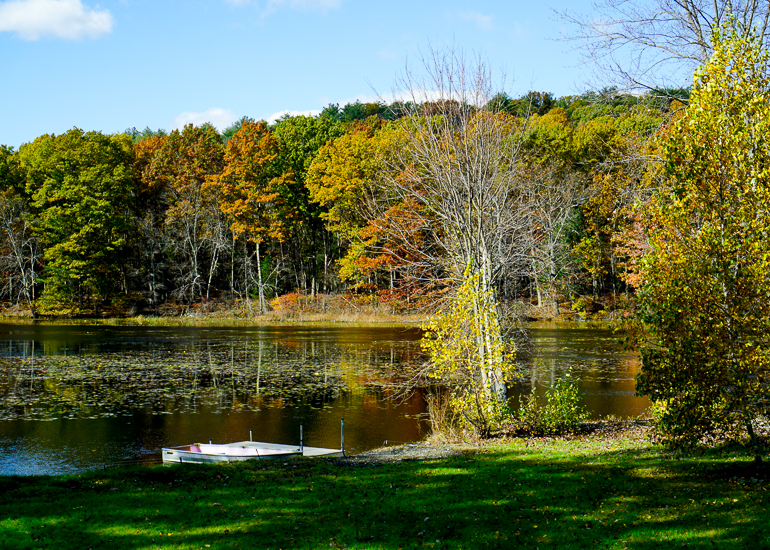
left=1, top=423, right=768, bottom=550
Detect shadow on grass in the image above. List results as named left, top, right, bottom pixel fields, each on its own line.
left=1, top=440, right=768, bottom=549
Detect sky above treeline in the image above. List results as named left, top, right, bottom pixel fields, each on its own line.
left=2, top=0, right=594, bottom=149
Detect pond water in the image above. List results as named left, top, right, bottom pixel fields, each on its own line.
left=0, top=322, right=647, bottom=476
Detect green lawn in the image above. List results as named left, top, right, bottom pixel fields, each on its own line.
left=1, top=435, right=767, bottom=549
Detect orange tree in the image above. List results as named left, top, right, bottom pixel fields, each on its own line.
left=306, top=119, right=425, bottom=297
left=141, top=124, right=225, bottom=303
left=206, top=121, right=294, bottom=313
left=636, top=24, right=770, bottom=460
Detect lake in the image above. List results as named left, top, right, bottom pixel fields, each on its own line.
left=0, top=322, right=647, bottom=476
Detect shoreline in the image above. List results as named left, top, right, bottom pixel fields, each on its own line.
left=1, top=423, right=766, bottom=549
left=337, top=419, right=654, bottom=465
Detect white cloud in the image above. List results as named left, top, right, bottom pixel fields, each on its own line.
left=458, top=11, right=493, bottom=31
left=0, top=0, right=113, bottom=40
left=277, top=0, right=341, bottom=10
left=266, top=109, right=321, bottom=124
left=173, top=108, right=240, bottom=132
left=512, top=21, right=532, bottom=40
left=226, top=0, right=341, bottom=13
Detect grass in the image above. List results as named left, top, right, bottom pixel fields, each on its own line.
left=0, top=312, right=425, bottom=327
left=1, top=434, right=768, bottom=549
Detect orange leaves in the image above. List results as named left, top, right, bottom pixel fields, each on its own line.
left=207, top=121, right=295, bottom=244
left=133, top=135, right=167, bottom=199
left=142, top=124, right=224, bottom=207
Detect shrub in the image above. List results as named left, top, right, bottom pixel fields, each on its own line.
left=515, top=377, right=588, bottom=435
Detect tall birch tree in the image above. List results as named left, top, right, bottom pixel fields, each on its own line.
left=375, top=49, right=532, bottom=435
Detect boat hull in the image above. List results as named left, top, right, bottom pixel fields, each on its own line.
left=162, top=441, right=343, bottom=464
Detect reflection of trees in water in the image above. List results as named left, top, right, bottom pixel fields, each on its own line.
left=0, top=338, right=424, bottom=421
left=514, top=331, right=638, bottom=384
left=507, top=330, right=645, bottom=416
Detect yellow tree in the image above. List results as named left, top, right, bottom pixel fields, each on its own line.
left=421, top=269, right=517, bottom=436
left=637, top=24, right=770, bottom=461
left=306, top=120, right=415, bottom=292
left=306, top=122, right=383, bottom=241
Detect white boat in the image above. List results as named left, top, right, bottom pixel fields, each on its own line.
left=162, top=422, right=346, bottom=464
left=162, top=441, right=343, bottom=464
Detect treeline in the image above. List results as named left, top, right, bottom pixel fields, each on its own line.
left=0, top=89, right=685, bottom=316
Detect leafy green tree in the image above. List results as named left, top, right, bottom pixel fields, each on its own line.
left=340, top=101, right=385, bottom=123
left=0, top=145, right=25, bottom=195
left=637, top=24, right=770, bottom=461
left=272, top=115, right=346, bottom=293
left=18, top=129, right=135, bottom=314
left=125, top=127, right=168, bottom=143
left=319, top=103, right=342, bottom=121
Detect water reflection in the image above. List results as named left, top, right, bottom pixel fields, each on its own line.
left=0, top=326, right=425, bottom=421
left=0, top=323, right=648, bottom=476
left=517, top=325, right=649, bottom=419
left=0, top=324, right=428, bottom=475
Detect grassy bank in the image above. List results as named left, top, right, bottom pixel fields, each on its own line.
left=0, top=309, right=426, bottom=327
left=1, top=433, right=767, bottom=549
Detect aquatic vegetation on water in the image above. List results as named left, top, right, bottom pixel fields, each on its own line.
left=0, top=341, right=421, bottom=422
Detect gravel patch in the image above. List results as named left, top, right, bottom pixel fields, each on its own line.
left=327, top=421, right=653, bottom=466
left=329, top=442, right=465, bottom=466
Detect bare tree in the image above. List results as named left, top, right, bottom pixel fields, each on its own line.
left=368, top=47, right=536, bottom=435
left=0, top=192, right=40, bottom=314
left=525, top=163, right=588, bottom=315
left=558, top=0, right=770, bottom=90
left=376, top=47, right=534, bottom=295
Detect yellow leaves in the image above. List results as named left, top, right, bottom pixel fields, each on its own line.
left=306, top=126, right=389, bottom=237
left=638, top=22, right=770, bottom=449
left=571, top=237, right=608, bottom=278
left=420, top=269, right=517, bottom=432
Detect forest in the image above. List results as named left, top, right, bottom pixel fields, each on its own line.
left=0, top=86, right=685, bottom=318
left=0, top=0, right=769, bottom=462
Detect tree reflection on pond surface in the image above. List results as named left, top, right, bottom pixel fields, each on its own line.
left=0, top=323, right=647, bottom=475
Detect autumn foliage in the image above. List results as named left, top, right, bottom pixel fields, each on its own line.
left=636, top=24, right=770, bottom=458
left=0, top=90, right=680, bottom=316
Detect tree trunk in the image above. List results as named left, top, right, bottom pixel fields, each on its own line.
left=256, top=241, right=266, bottom=315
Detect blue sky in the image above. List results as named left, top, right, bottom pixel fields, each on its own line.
left=1, top=0, right=593, bottom=149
